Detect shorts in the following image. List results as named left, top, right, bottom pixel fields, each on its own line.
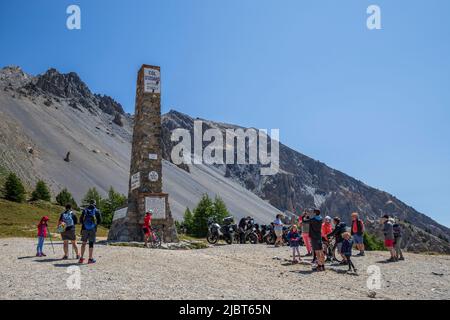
left=353, top=234, right=363, bottom=244
left=311, top=238, right=323, bottom=251
left=274, top=230, right=283, bottom=237
left=81, top=229, right=96, bottom=243
left=384, top=239, right=394, bottom=248
left=61, top=229, right=76, bottom=241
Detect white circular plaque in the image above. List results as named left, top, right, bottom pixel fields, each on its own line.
left=149, top=171, right=159, bottom=182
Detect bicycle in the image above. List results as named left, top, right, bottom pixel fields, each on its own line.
left=144, top=226, right=162, bottom=248
left=323, top=236, right=342, bottom=263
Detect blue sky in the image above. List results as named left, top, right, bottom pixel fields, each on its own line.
left=1, top=0, right=449, bottom=226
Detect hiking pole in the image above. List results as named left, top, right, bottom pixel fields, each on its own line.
left=47, top=230, right=55, bottom=254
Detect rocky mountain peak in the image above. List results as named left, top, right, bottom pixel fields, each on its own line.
left=1, top=67, right=126, bottom=117
left=0, top=65, right=31, bottom=88
left=33, top=68, right=93, bottom=101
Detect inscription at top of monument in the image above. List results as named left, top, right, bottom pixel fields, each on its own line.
left=143, top=68, right=160, bottom=93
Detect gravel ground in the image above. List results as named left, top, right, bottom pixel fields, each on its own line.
left=1, top=238, right=449, bottom=300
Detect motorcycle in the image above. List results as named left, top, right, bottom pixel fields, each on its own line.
left=244, top=219, right=259, bottom=244
left=206, top=217, right=236, bottom=245
left=263, top=224, right=276, bottom=245
left=254, top=223, right=264, bottom=243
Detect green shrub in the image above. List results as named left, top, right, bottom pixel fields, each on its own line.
left=31, top=180, right=51, bottom=202
left=4, top=173, right=26, bottom=203
left=363, top=232, right=386, bottom=251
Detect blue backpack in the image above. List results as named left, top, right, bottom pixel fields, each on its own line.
left=61, top=211, right=74, bottom=228
left=83, top=207, right=97, bottom=231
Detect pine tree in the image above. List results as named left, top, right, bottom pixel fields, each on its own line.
left=212, top=196, right=229, bottom=222
left=56, top=188, right=79, bottom=209
left=100, top=186, right=127, bottom=228
left=4, top=173, right=26, bottom=203
left=31, top=180, right=51, bottom=202
left=183, top=207, right=194, bottom=234
left=82, top=187, right=103, bottom=208
left=191, top=194, right=214, bottom=237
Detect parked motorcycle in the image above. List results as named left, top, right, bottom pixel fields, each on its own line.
left=206, top=217, right=236, bottom=245
left=244, top=218, right=259, bottom=244
left=263, top=224, right=276, bottom=245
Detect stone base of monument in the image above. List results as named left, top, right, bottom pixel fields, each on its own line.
left=108, top=193, right=178, bottom=243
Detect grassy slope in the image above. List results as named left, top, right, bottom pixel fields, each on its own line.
left=0, top=199, right=108, bottom=238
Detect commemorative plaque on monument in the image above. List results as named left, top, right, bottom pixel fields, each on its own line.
left=108, top=65, right=178, bottom=242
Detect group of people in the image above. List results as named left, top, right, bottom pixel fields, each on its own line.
left=277, top=210, right=405, bottom=272
left=35, top=200, right=102, bottom=264
left=35, top=200, right=405, bottom=271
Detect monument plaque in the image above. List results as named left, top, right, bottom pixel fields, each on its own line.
left=130, top=172, right=140, bottom=191
left=145, top=196, right=166, bottom=219
left=149, top=171, right=159, bottom=182
left=108, top=65, right=178, bottom=242
left=143, top=68, right=160, bottom=93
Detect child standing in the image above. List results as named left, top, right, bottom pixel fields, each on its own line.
left=36, top=216, right=49, bottom=257
left=287, top=225, right=302, bottom=263
left=341, top=232, right=357, bottom=272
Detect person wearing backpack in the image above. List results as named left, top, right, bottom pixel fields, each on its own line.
left=393, top=220, right=405, bottom=261
left=350, top=212, right=365, bottom=256
left=58, top=204, right=79, bottom=260
left=79, top=200, right=102, bottom=264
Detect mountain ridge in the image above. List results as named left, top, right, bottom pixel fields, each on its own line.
left=1, top=65, right=449, bottom=253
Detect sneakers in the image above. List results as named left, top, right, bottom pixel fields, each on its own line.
left=78, top=257, right=96, bottom=264
left=357, top=252, right=365, bottom=256
left=62, top=256, right=68, bottom=260
left=386, top=257, right=397, bottom=263
left=36, top=253, right=41, bottom=257
left=41, top=253, right=47, bottom=257
left=76, top=255, right=80, bottom=260
left=398, top=256, right=405, bottom=261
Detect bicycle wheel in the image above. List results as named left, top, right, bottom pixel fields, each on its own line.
left=331, top=239, right=342, bottom=262
left=151, top=230, right=162, bottom=248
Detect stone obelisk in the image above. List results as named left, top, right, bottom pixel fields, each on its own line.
left=108, top=65, right=178, bottom=242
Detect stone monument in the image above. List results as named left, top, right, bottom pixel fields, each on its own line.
left=108, top=65, right=178, bottom=242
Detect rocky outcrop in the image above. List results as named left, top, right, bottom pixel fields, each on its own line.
left=160, top=110, right=450, bottom=253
